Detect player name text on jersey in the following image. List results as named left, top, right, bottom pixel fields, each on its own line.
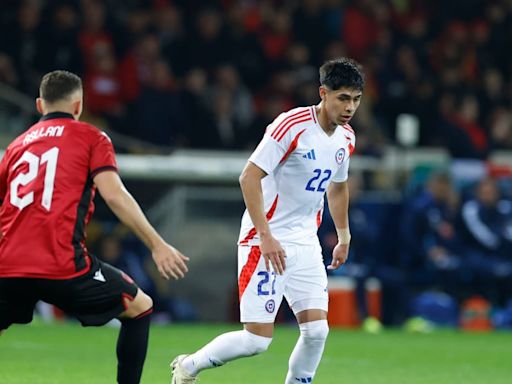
left=23, top=126, right=65, bottom=146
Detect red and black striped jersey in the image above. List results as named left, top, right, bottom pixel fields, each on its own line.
left=0, top=112, right=117, bottom=279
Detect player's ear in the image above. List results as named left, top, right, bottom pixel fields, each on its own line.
left=36, top=98, right=44, bottom=115
left=319, top=86, right=326, bottom=100
left=72, top=99, right=82, bottom=118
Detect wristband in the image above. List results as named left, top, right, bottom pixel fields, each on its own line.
left=336, top=228, right=351, bottom=244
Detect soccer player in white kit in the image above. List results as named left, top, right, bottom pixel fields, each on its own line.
left=171, top=57, right=364, bottom=383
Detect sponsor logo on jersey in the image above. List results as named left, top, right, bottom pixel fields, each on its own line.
left=335, top=148, right=346, bottom=164
left=265, top=299, right=276, bottom=313
left=302, top=149, right=316, bottom=160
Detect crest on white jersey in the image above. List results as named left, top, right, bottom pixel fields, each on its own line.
left=335, top=148, right=346, bottom=164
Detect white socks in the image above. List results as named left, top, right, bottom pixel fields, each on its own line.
left=285, top=320, right=329, bottom=384
left=181, top=329, right=272, bottom=376
left=180, top=320, right=328, bottom=381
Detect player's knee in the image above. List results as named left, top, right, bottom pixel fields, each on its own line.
left=242, top=330, right=272, bottom=355
left=136, top=291, right=153, bottom=313
left=124, top=290, right=153, bottom=318
left=299, top=320, right=329, bottom=342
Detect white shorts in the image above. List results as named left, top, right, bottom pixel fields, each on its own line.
left=238, top=243, right=328, bottom=323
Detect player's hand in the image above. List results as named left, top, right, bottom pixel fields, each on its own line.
left=152, top=242, right=189, bottom=280
left=259, top=233, right=286, bottom=275
left=327, top=242, right=349, bottom=270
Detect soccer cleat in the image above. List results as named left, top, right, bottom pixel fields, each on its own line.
left=171, top=354, right=198, bottom=384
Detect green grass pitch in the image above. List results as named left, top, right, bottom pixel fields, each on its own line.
left=1, top=321, right=511, bottom=383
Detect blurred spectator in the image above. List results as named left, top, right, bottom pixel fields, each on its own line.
left=489, top=108, right=512, bottom=150
left=460, top=178, right=512, bottom=305
left=439, top=93, right=489, bottom=159
left=78, top=0, right=116, bottom=72
left=83, top=44, right=125, bottom=132
left=133, top=60, right=184, bottom=147
left=401, top=171, right=469, bottom=299
left=259, top=7, right=292, bottom=64
left=342, top=0, right=382, bottom=61
left=156, top=4, right=188, bottom=76
left=208, top=88, right=245, bottom=149
left=247, top=95, right=288, bottom=149
left=225, top=2, right=267, bottom=90
left=209, top=64, right=254, bottom=130
left=185, top=7, right=229, bottom=72
left=179, top=68, right=218, bottom=149
left=0, top=54, right=19, bottom=87
left=292, top=0, right=330, bottom=60
left=39, top=2, right=83, bottom=75
left=1, top=0, right=43, bottom=93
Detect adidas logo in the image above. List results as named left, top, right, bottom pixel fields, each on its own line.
left=93, top=269, right=106, bottom=283
left=302, top=149, right=316, bottom=160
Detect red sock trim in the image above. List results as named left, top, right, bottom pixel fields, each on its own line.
left=134, top=307, right=153, bottom=320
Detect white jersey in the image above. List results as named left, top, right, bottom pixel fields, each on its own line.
left=238, top=105, right=355, bottom=246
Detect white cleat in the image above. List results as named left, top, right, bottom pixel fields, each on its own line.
left=171, top=354, right=198, bottom=384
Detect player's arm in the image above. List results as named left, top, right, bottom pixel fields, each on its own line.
left=93, top=170, right=189, bottom=280
left=239, top=161, right=286, bottom=274
left=326, top=180, right=350, bottom=270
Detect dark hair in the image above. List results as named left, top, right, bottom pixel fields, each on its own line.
left=319, top=57, right=364, bottom=91
left=39, top=70, right=82, bottom=103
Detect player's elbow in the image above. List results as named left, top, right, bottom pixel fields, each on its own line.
left=239, top=169, right=250, bottom=189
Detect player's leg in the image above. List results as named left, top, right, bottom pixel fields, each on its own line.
left=116, top=288, right=153, bottom=384
left=0, top=278, right=38, bottom=335
left=285, top=309, right=329, bottom=384
left=177, top=322, right=274, bottom=377
left=284, top=244, right=330, bottom=384
left=45, top=258, right=152, bottom=384
left=172, top=246, right=283, bottom=382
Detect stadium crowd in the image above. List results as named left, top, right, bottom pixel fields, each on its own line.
left=1, top=0, right=512, bottom=328
left=1, top=0, right=512, bottom=156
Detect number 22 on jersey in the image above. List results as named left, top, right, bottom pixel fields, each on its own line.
left=10, top=147, right=59, bottom=211
left=305, top=168, right=332, bottom=192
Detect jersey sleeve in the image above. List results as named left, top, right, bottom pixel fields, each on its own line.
left=248, top=132, right=287, bottom=175
left=331, top=131, right=356, bottom=183
left=331, top=158, right=350, bottom=183
left=90, top=131, right=118, bottom=178
left=250, top=109, right=311, bottom=174
left=248, top=113, right=293, bottom=174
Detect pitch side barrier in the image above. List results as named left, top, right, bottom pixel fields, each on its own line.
left=3, top=147, right=512, bottom=185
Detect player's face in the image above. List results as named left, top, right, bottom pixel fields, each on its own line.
left=321, top=86, right=362, bottom=126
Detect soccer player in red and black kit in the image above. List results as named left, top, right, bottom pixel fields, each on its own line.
left=0, top=70, right=189, bottom=383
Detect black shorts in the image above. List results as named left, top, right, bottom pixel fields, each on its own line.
left=0, top=257, right=139, bottom=330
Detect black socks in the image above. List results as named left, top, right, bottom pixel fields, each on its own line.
left=116, top=309, right=152, bottom=384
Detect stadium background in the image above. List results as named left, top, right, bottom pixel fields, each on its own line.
left=1, top=0, right=512, bottom=330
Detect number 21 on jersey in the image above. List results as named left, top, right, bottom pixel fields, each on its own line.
left=10, top=147, right=59, bottom=211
